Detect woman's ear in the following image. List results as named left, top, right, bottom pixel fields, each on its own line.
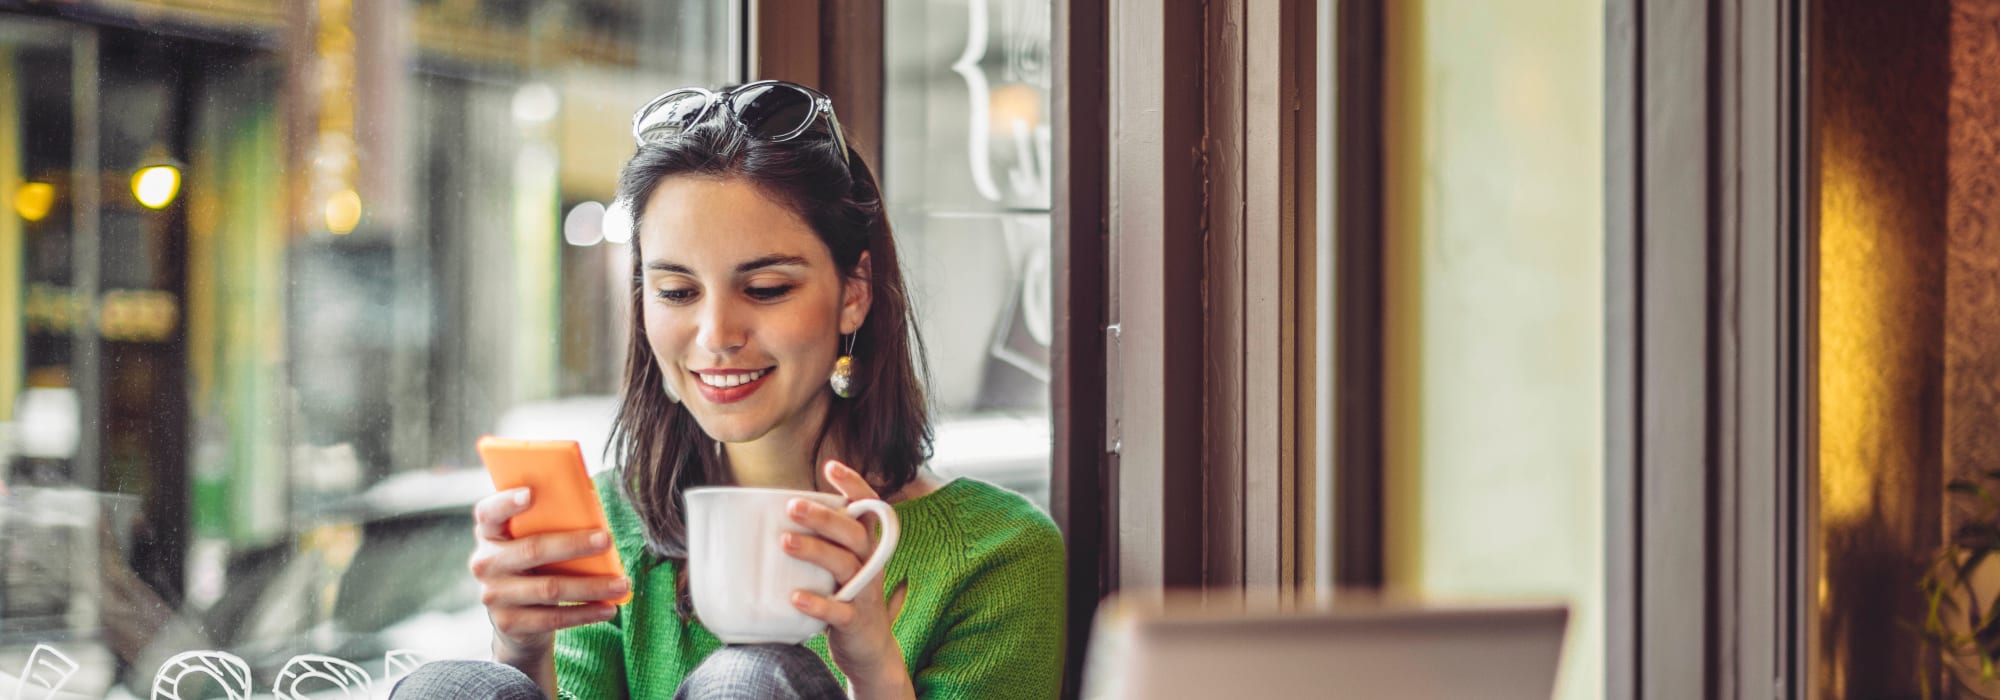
left=839, top=252, right=873, bottom=336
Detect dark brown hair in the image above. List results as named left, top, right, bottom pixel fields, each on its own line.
left=606, top=105, right=933, bottom=579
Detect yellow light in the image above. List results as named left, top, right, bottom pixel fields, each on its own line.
left=132, top=165, right=181, bottom=209
left=13, top=182, right=54, bottom=222
left=324, top=189, right=362, bottom=235
left=988, top=82, right=1042, bottom=136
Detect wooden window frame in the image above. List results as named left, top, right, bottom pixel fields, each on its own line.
left=779, top=0, right=1324, bottom=693
left=1331, top=0, right=1812, bottom=694
left=1604, top=0, right=1810, bottom=697
left=1102, top=0, right=1317, bottom=596
left=748, top=0, right=883, bottom=168
left=1052, top=0, right=1110, bottom=695
left=1330, top=0, right=1386, bottom=590
left=755, top=1, right=1117, bottom=694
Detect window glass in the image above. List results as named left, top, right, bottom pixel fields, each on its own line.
left=883, top=0, right=1054, bottom=512
left=0, top=2, right=731, bottom=696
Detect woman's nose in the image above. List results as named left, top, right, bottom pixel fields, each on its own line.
left=695, top=297, right=748, bottom=354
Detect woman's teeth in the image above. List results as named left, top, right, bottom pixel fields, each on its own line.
left=698, top=369, right=768, bottom=388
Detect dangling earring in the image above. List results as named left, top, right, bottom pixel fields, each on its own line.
left=661, top=371, right=681, bottom=404
left=714, top=440, right=723, bottom=458
left=829, top=332, right=859, bottom=399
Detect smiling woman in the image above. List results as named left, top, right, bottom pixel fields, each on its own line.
left=639, top=178, right=863, bottom=436
left=392, top=83, right=1067, bottom=700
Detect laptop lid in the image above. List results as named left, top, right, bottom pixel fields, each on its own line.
left=1082, top=596, right=1570, bottom=700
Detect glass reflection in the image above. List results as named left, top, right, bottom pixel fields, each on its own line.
left=0, top=2, right=733, bottom=696
left=885, top=0, right=1055, bottom=509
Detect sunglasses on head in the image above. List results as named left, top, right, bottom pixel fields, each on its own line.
left=630, top=80, right=851, bottom=158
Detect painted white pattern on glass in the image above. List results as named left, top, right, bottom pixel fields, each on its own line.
left=12, top=644, right=80, bottom=700
left=947, top=0, right=1053, bottom=207
left=151, top=650, right=251, bottom=700
left=383, top=649, right=428, bottom=682
left=270, top=654, right=371, bottom=700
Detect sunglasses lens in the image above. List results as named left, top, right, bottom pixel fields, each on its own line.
left=636, top=92, right=710, bottom=143
left=730, top=84, right=815, bottom=140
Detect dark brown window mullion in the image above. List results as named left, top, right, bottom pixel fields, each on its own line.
left=1332, top=0, right=1386, bottom=591
left=817, top=0, right=883, bottom=171
left=1054, top=0, right=1111, bottom=696
left=748, top=0, right=884, bottom=174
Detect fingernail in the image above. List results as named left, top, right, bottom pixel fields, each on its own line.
left=788, top=499, right=808, bottom=516
left=513, top=489, right=531, bottom=506
left=610, top=578, right=630, bottom=593
left=781, top=533, right=797, bottom=548
left=590, top=531, right=610, bottom=548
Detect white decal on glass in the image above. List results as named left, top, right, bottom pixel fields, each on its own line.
left=384, top=649, right=429, bottom=681
left=151, top=650, right=251, bottom=700
left=13, top=644, right=79, bottom=700
left=271, top=654, right=372, bottom=700
left=951, top=0, right=1004, bottom=202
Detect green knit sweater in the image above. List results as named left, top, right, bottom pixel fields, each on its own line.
left=553, top=474, right=1066, bottom=699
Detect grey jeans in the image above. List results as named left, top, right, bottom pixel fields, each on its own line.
left=389, top=645, right=845, bottom=700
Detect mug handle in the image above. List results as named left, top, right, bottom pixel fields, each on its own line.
left=832, top=499, right=901, bottom=602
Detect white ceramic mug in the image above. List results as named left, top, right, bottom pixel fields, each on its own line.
left=684, top=487, right=901, bottom=644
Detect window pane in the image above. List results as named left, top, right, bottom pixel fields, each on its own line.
left=0, top=3, right=732, bottom=696
left=884, top=0, right=1054, bottom=513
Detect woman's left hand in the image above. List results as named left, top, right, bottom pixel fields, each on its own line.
left=783, top=460, right=913, bottom=699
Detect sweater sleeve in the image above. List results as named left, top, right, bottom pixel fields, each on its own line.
left=913, top=517, right=1067, bottom=700
left=553, top=606, right=630, bottom=700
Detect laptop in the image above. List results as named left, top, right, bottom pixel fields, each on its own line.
left=1081, top=594, right=1569, bottom=700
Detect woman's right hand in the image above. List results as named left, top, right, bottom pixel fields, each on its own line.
left=469, top=487, right=630, bottom=663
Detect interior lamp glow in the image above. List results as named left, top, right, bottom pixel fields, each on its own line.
left=132, top=165, right=181, bottom=209
left=13, top=182, right=54, bottom=222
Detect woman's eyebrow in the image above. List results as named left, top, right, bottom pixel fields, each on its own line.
left=735, top=254, right=810, bottom=273
left=642, top=254, right=810, bottom=276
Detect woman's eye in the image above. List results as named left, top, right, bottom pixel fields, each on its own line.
left=747, top=284, right=796, bottom=301
left=656, top=287, right=696, bottom=303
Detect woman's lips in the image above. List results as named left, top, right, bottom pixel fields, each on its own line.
left=694, top=368, right=773, bottom=404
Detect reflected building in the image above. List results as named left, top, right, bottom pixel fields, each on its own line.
left=0, top=2, right=731, bottom=695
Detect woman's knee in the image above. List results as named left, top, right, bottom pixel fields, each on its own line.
left=676, top=644, right=844, bottom=700
left=390, top=660, right=543, bottom=700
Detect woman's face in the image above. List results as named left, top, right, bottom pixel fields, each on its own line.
left=637, top=175, right=870, bottom=448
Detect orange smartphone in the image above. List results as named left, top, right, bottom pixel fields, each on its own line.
left=475, top=436, right=633, bottom=605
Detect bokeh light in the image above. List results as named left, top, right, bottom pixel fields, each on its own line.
left=132, top=165, right=181, bottom=209
left=13, top=182, right=54, bottom=222
left=602, top=197, right=634, bottom=244
left=564, top=201, right=606, bottom=246
left=325, top=188, right=362, bottom=234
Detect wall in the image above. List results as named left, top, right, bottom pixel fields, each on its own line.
left=1945, top=2, right=2000, bottom=529
left=1382, top=1, right=1603, bottom=698
left=1814, top=0, right=1949, bottom=695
